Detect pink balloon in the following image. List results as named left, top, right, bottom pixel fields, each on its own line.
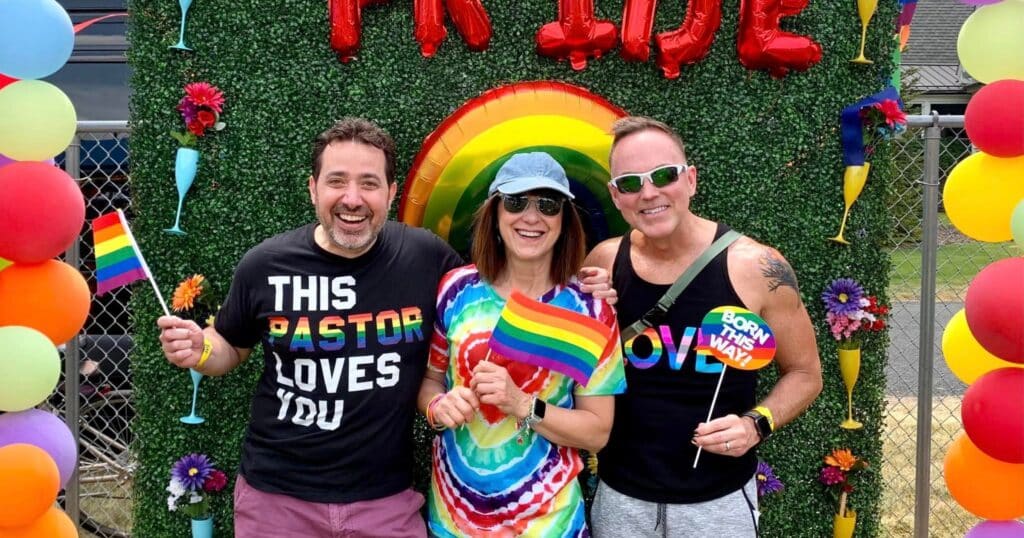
left=966, top=520, right=1024, bottom=538
left=965, top=80, right=1024, bottom=157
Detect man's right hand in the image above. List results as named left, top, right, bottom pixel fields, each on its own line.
left=157, top=315, right=205, bottom=369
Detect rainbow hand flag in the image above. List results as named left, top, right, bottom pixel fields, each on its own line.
left=93, top=210, right=148, bottom=295
left=488, top=290, right=613, bottom=386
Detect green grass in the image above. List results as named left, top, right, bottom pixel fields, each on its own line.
left=888, top=243, right=1019, bottom=301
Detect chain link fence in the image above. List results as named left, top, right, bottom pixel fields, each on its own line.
left=58, top=122, right=135, bottom=538
left=54, top=117, right=1016, bottom=536
left=881, top=116, right=1019, bottom=537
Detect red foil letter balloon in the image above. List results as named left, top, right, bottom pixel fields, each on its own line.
left=332, top=0, right=492, bottom=61
left=537, top=0, right=618, bottom=70
left=621, top=0, right=822, bottom=78
left=736, top=0, right=822, bottom=77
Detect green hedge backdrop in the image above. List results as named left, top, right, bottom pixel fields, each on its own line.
left=127, top=0, right=897, bottom=535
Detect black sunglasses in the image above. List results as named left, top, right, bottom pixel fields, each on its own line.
left=500, top=194, right=564, bottom=217
left=609, top=164, right=687, bottom=194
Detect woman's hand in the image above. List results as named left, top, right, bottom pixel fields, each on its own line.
left=431, top=387, right=480, bottom=429
left=579, top=266, right=617, bottom=306
left=470, top=361, right=531, bottom=418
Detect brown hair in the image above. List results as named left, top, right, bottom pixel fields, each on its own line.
left=471, top=194, right=586, bottom=287
left=311, top=117, right=397, bottom=183
left=609, top=116, right=688, bottom=166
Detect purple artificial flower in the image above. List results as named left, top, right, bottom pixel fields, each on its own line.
left=821, top=278, right=865, bottom=316
left=819, top=466, right=846, bottom=486
left=171, top=453, right=213, bottom=491
left=756, top=461, right=784, bottom=497
left=177, top=97, right=199, bottom=124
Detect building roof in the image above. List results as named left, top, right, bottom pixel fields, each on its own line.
left=901, top=0, right=976, bottom=92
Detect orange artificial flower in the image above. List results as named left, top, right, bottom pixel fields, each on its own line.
left=172, top=274, right=206, bottom=312
left=824, top=448, right=858, bottom=471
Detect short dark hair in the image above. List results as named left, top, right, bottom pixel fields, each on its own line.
left=311, top=117, right=397, bottom=183
left=609, top=116, right=688, bottom=165
left=471, top=194, right=586, bottom=287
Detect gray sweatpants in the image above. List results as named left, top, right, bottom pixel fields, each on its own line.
left=590, top=477, right=759, bottom=538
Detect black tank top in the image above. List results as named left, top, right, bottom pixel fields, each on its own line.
left=598, top=223, right=758, bottom=503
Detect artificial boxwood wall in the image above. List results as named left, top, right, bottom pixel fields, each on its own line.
left=127, top=0, right=897, bottom=535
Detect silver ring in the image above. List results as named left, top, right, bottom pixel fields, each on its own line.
left=725, top=440, right=732, bottom=451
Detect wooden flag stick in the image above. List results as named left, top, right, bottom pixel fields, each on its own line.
left=692, top=365, right=728, bottom=468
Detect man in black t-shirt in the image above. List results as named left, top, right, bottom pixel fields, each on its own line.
left=585, top=117, right=823, bottom=537
left=158, top=118, right=463, bottom=537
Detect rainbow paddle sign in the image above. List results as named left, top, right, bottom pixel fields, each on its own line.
left=488, top=290, right=614, bottom=386
left=695, top=306, right=777, bottom=370
left=692, top=306, right=776, bottom=467
left=399, top=81, right=629, bottom=253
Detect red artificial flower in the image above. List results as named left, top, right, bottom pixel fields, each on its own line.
left=187, top=120, right=206, bottom=136
left=842, top=483, right=855, bottom=494
left=184, top=82, right=225, bottom=113
left=874, top=100, right=906, bottom=128
left=197, top=109, right=216, bottom=127
left=202, top=469, right=228, bottom=493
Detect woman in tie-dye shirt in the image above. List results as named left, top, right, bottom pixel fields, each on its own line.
left=417, top=152, right=626, bottom=537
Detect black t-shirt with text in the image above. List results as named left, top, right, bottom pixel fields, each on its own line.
left=215, top=221, right=463, bottom=503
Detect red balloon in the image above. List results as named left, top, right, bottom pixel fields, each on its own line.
left=963, top=368, right=1024, bottom=463
left=0, top=74, right=14, bottom=90
left=536, top=0, right=618, bottom=71
left=329, top=0, right=362, bottom=62
left=965, top=80, right=1024, bottom=158
left=966, top=258, right=1024, bottom=362
left=620, top=0, right=657, bottom=62
left=445, top=0, right=492, bottom=52
left=0, top=161, right=85, bottom=264
left=414, top=0, right=447, bottom=57
left=736, top=0, right=822, bottom=77
left=654, top=0, right=722, bottom=79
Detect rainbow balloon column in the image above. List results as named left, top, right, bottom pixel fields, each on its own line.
left=399, top=81, right=629, bottom=253
left=0, top=0, right=90, bottom=535
left=940, top=2, right=1024, bottom=530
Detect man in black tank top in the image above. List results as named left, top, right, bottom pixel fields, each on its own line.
left=585, top=117, right=822, bottom=537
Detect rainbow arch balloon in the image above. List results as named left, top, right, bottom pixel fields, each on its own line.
left=399, top=81, right=629, bottom=254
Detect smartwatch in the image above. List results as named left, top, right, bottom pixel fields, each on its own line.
left=523, top=397, right=546, bottom=429
left=743, top=406, right=774, bottom=442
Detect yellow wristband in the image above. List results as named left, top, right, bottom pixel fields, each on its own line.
left=196, top=338, right=213, bottom=369
left=754, top=405, right=775, bottom=431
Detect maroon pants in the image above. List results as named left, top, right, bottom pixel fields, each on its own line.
left=233, top=475, right=426, bottom=537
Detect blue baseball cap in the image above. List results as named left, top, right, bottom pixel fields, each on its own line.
left=488, top=152, right=575, bottom=199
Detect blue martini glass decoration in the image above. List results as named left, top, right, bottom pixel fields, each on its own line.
left=170, top=0, right=194, bottom=51
left=165, top=147, right=198, bottom=235
left=180, top=368, right=205, bottom=425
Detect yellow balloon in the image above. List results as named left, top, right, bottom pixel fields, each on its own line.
left=942, top=152, right=1024, bottom=242
left=0, top=81, right=77, bottom=161
left=957, top=1, right=1024, bottom=84
left=0, top=258, right=9, bottom=272
left=943, top=309, right=1023, bottom=385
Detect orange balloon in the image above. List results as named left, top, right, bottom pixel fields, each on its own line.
left=0, top=507, right=76, bottom=538
left=0, top=260, right=90, bottom=345
left=0, top=445, right=60, bottom=529
left=944, top=433, right=1024, bottom=520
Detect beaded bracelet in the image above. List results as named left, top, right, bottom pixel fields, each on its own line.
left=426, top=393, right=447, bottom=431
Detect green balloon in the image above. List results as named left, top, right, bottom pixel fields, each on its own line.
left=0, top=326, right=60, bottom=412
left=0, top=257, right=10, bottom=272
left=1013, top=199, right=1024, bottom=249
left=0, top=80, right=77, bottom=161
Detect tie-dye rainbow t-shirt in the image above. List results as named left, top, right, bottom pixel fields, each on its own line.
left=427, top=265, right=626, bottom=538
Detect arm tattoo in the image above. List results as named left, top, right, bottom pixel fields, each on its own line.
left=760, top=249, right=800, bottom=294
